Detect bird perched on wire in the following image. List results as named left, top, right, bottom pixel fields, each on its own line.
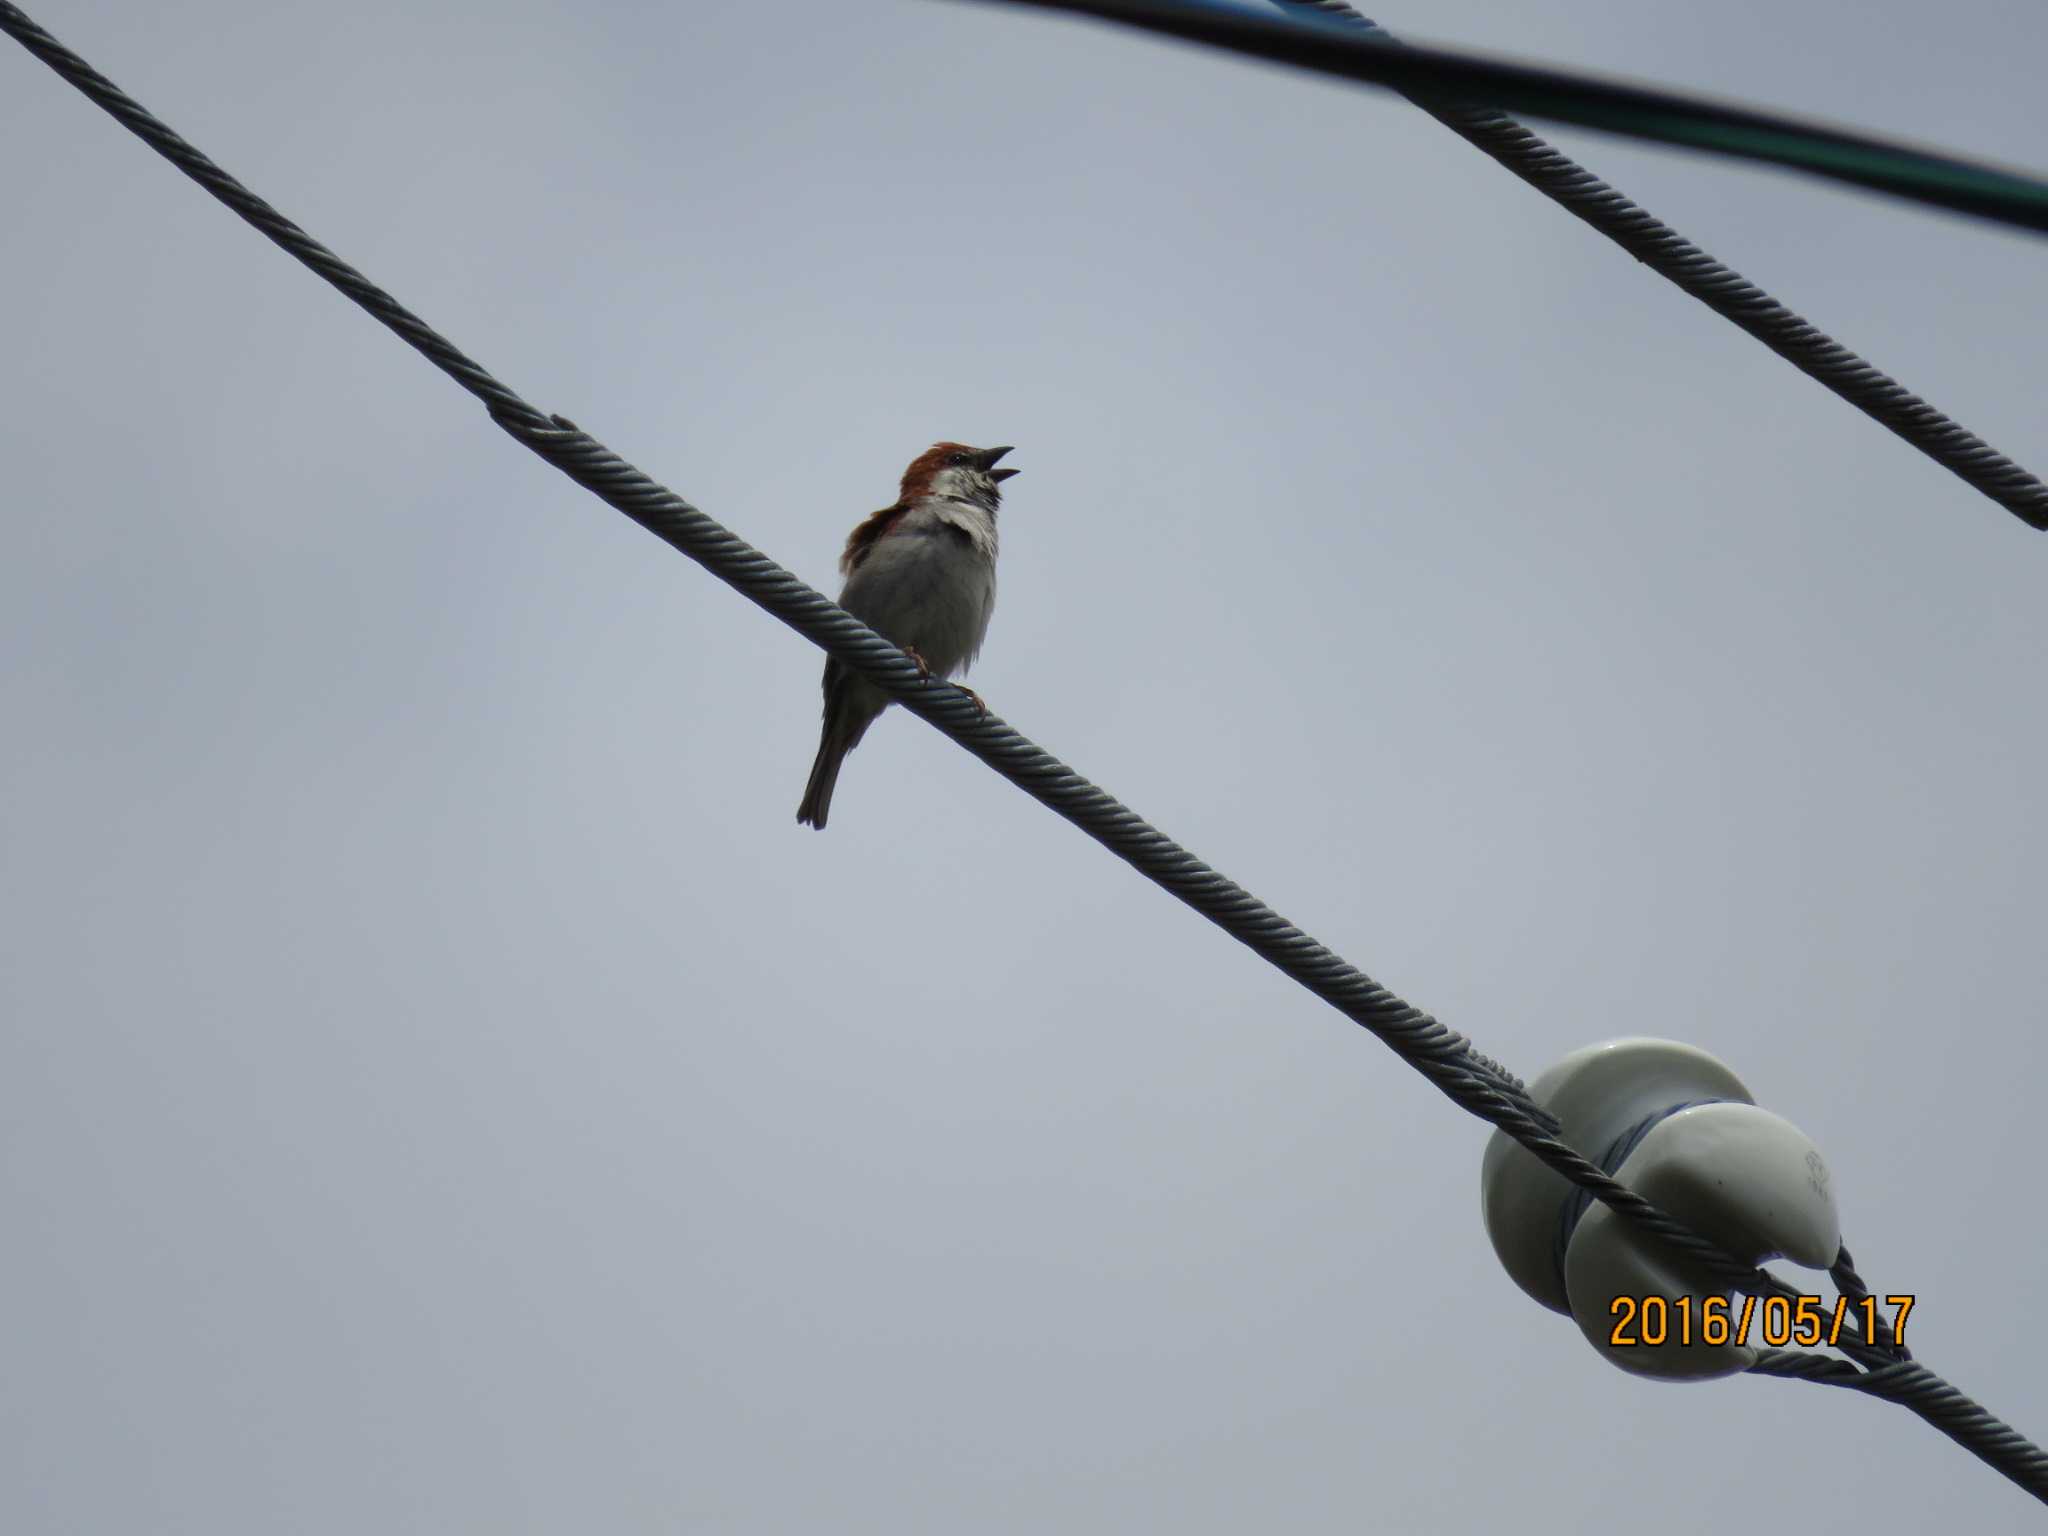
left=796, top=442, right=1019, bottom=829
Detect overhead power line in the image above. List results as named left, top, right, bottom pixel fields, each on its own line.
left=965, top=0, right=2048, bottom=237
left=3, top=0, right=2043, bottom=1503
left=1261, top=0, right=2048, bottom=532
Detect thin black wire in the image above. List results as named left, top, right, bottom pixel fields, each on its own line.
left=2, top=0, right=2040, bottom=1504
left=967, top=0, right=2048, bottom=238
left=1263, top=0, right=2048, bottom=532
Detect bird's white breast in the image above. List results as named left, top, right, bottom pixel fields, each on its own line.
left=839, top=499, right=998, bottom=678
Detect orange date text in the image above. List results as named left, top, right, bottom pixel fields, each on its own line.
left=1608, top=1293, right=1914, bottom=1349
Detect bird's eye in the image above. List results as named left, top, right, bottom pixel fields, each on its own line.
left=947, top=452, right=968, bottom=467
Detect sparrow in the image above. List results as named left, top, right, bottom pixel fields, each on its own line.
left=796, top=442, right=1018, bottom=829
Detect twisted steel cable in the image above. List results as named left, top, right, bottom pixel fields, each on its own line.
left=0, top=8, right=528, bottom=423
left=0, top=0, right=1558, bottom=1211
left=3, top=0, right=2041, bottom=1502
left=0, top=0, right=1767, bottom=1292
left=1750, top=1350, right=2048, bottom=1498
left=1265, top=0, right=2048, bottom=530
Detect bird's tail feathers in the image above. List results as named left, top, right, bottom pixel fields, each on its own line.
left=796, top=729, right=848, bottom=829
left=796, top=679, right=882, bottom=830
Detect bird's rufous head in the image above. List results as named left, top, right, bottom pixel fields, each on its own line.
left=899, top=442, right=1018, bottom=508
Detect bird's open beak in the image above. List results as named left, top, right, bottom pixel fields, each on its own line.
left=976, top=444, right=1019, bottom=481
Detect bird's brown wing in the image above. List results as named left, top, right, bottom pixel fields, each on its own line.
left=840, top=502, right=908, bottom=577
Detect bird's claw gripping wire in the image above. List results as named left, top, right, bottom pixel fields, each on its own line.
left=900, top=644, right=986, bottom=715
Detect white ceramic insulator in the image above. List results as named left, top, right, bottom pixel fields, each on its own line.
left=1480, top=1038, right=1841, bottom=1381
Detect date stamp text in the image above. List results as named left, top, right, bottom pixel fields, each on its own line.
left=1608, top=1293, right=1914, bottom=1349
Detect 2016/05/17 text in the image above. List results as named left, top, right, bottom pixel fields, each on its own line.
left=1608, top=1294, right=1914, bottom=1349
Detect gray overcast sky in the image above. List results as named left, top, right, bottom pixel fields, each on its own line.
left=4, top=1, right=2045, bottom=1530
